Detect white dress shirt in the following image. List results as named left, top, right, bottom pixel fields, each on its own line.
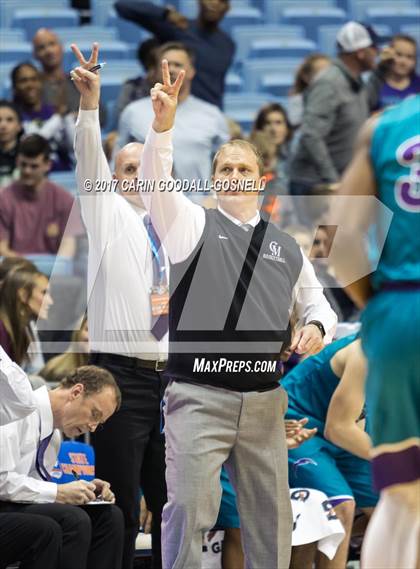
left=0, top=346, right=35, bottom=426
left=75, top=109, right=168, bottom=359
left=139, top=128, right=337, bottom=342
left=0, top=386, right=60, bottom=503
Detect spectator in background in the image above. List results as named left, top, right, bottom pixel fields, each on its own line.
left=115, top=0, right=234, bottom=109
left=251, top=103, right=295, bottom=227
left=0, top=101, right=23, bottom=188
left=114, top=37, right=161, bottom=125
left=289, top=22, right=380, bottom=226
left=11, top=62, right=74, bottom=171
left=40, top=315, right=89, bottom=382
left=288, top=53, right=331, bottom=128
left=32, top=28, right=108, bottom=126
left=0, top=265, right=53, bottom=372
left=117, top=41, right=229, bottom=184
left=0, top=134, right=81, bottom=259
left=369, top=34, right=420, bottom=109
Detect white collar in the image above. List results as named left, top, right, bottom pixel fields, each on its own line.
left=33, top=386, right=54, bottom=440
left=217, top=205, right=260, bottom=227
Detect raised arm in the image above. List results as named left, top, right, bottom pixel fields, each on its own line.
left=70, top=43, right=117, bottom=244
left=139, top=59, right=205, bottom=263
left=114, top=1, right=188, bottom=39
left=324, top=340, right=371, bottom=460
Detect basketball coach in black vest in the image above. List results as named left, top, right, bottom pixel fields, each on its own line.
left=138, top=61, right=338, bottom=569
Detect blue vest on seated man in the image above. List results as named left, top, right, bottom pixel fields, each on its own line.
left=51, top=441, right=95, bottom=484
left=165, top=209, right=303, bottom=392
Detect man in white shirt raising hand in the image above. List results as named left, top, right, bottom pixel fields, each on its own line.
left=136, top=60, right=338, bottom=569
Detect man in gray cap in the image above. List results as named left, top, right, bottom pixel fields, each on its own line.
left=289, top=21, right=382, bottom=225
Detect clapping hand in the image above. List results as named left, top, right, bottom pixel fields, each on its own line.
left=70, top=42, right=100, bottom=110
left=285, top=418, right=317, bottom=449
left=151, top=59, right=185, bottom=133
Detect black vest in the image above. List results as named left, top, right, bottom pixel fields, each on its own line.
left=164, top=209, right=303, bottom=391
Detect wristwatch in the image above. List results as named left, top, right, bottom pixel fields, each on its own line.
left=307, top=320, right=326, bottom=338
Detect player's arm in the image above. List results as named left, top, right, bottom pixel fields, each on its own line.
left=70, top=43, right=117, bottom=243
left=328, top=117, right=379, bottom=308
left=138, top=59, right=206, bottom=264
left=324, top=340, right=371, bottom=460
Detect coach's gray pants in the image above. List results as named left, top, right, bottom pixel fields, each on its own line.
left=161, top=380, right=292, bottom=569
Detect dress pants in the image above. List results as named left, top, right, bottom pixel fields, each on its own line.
left=162, top=380, right=293, bottom=569
left=0, top=502, right=124, bottom=569
left=0, top=512, right=61, bottom=569
left=90, top=352, right=167, bottom=569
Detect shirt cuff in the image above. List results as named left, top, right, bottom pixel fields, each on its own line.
left=76, top=108, right=100, bottom=126
left=148, top=127, right=173, bottom=148
left=33, top=481, right=58, bottom=503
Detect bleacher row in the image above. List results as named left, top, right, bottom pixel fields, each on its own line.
left=1, top=0, right=419, bottom=196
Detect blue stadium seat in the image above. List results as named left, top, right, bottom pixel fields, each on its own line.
left=260, top=72, right=294, bottom=96
left=348, top=0, right=417, bottom=20
left=56, top=26, right=119, bottom=45
left=1, top=0, right=69, bottom=28
left=63, top=41, right=133, bottom=70
left=97, top=60, right=144, bottom=111
left=107, top=8, right=149, bottom=45
left=48, top=171, right=77, bottom=196
left=0, top=42, right=32, bottom=65
left=221, top=6, right=264, bottom=33
left=0, top=29, right=25, bottom=43
left=365, top=7, right=420, bottom=34
left=262, top=0, right=338, bottom=24
left=11, top=8, right=79, bottom=40
left=318, top=24, right=393, bottom=56
left=249, top=37, right=317, bottom=59
left=242, top=58, right=301, bottom=92
left=224, top=92, right=285, bottom=132
left=232, top=25, right=306, bottom=62
left=225, top=71, right=243, bottom=93
left=282, top=7, right=347, bottom=42
left=401, top=25, right=420, bottom=42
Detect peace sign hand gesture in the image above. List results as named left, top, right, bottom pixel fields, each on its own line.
left=70, top=42, right=100, bottom=110
left=151, top=59, right=185, bottom=133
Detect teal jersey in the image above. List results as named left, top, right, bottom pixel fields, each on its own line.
left=282, top=335, right=357, bottom=432
left=370, top=95, right=420, bottom=288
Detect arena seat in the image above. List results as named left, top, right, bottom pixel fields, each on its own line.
left=0, top=0, right=69, bottom=28
left=224, top=92, right=285, bottom=132
left=282, top=7, right=347, bottom=42
left=242, top=58, right=302, bottom=92
left=401, top=24, right=420, bottom=42
left=225, top=71, right=243, bottom=93
left=249, top=37, right=318, bottom=59
left=262, top=0, right=339, bottom=24
left=232, top=25, right=306, bottom=62
left=348, top=0, right=418, bottom=20
left=260, top=72, right=294, bottom=96
left=0, top=29, right=25, bottom=43
left=11, top=8, right=79, bottom=40
left=365, top=6, right=420, bottom=33
left=107, top=8, right=149, bottom=45
left=221, top=6, right=264, bottom=32
left=0, top=41, right=32, bottom=65
left=56, top=26, right=119, bottom=44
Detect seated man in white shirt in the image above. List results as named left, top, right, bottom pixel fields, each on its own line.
left=0, top=346, right=61, bottom=569
left=0, top=364, right=124, bottom=569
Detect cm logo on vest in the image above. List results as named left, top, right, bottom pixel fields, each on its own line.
left=263, top=241, right=286, bottom=263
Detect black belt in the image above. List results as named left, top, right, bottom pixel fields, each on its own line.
left=90, top=351, right=167, bottom=372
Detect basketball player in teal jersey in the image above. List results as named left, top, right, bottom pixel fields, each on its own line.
left=332, top=95, right=420, bottom=568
